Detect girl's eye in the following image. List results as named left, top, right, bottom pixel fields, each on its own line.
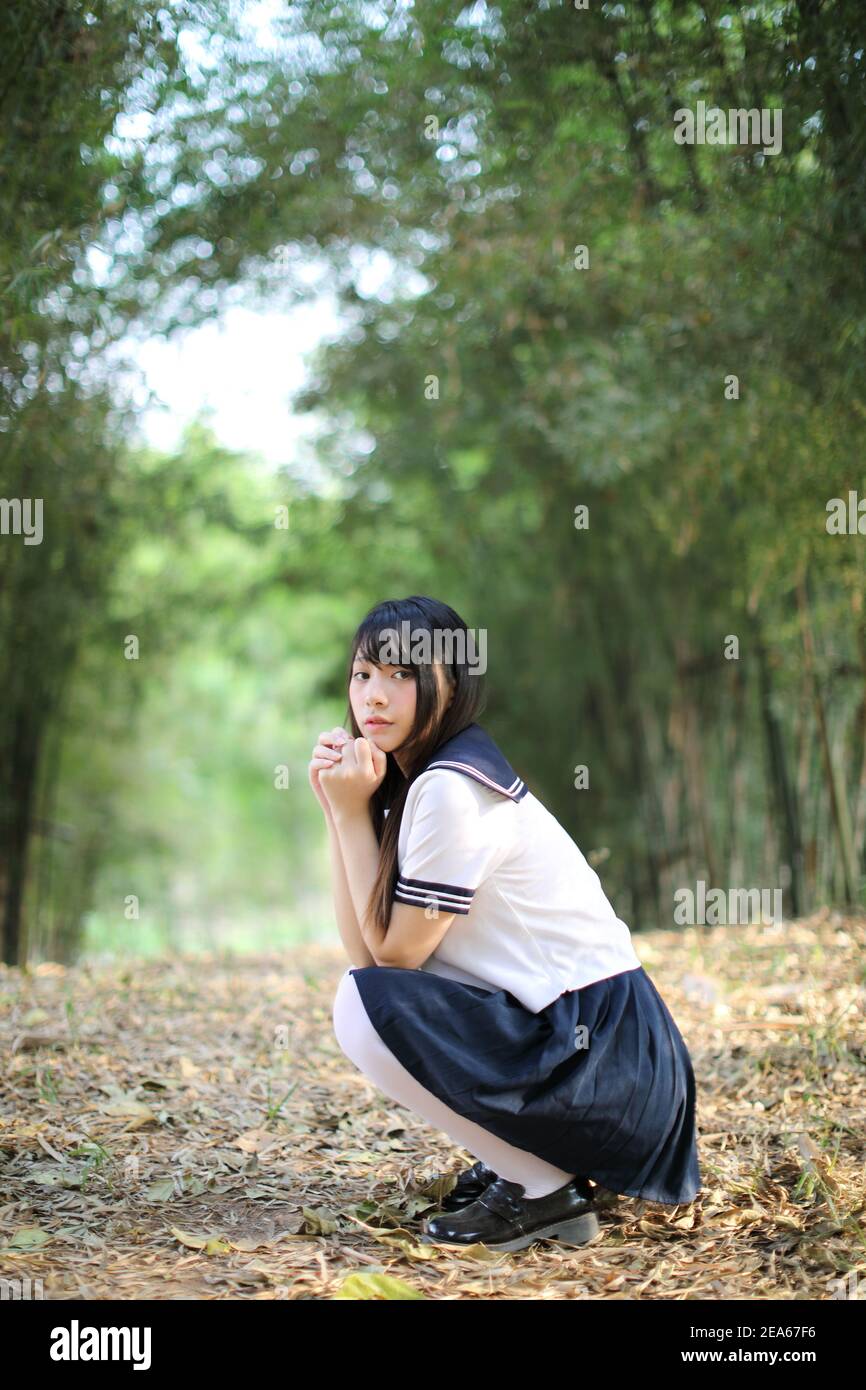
left=352, top=668, right=413, bottom=680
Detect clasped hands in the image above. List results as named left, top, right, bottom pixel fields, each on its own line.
left=311, top=727, right=387, bottom=818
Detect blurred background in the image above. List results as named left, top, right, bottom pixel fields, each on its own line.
left=1, top=0, right=864, bottom=966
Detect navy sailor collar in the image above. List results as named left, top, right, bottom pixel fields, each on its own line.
left=416, top=722, right=528, bottom=803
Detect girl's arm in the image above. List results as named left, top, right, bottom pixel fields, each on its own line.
left=331, top=801, right=459, bottom=970
left=329, top=806, right=391, bottom=965
left=321, top=739, right=479, bottom=970
left=309, top=727, right=376, bottom=968
left=326, top=815, right=376, bottom=968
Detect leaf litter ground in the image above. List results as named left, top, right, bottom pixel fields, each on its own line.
left=1, top=909, right=864, bottom=1300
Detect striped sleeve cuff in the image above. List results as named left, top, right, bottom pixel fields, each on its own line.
left=394, top=875, right=475, bottom=915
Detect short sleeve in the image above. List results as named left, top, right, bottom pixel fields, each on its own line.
left=394, top=771, right=507, bottom=915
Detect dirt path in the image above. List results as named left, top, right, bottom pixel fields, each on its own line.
left=1, top=911, right=864, bottom=1300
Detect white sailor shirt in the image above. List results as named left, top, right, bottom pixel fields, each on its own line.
left=391, top=722, right=642, bottom=1013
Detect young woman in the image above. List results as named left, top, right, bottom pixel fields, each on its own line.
left=309, top=595, right=701, bottom=1253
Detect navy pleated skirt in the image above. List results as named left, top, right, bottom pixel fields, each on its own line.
left=349, top=963, right=701, bottom=1206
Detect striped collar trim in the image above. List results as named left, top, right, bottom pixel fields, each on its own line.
left=418, top=723, right=528, bottom=803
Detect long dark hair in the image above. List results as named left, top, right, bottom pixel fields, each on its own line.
left=343, top=595, right=487, bottom=941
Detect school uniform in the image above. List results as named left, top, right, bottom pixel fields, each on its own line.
left=348, top=722, right=702, bottom=1206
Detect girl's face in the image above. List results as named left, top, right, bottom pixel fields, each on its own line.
left=349, top=653, right=454, bottom=755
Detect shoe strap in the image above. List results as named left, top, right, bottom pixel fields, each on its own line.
left=478, top=1178, right=525, bottom=1221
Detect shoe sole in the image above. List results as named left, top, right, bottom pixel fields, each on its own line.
left=420, top=1207, right=600, bottom=1253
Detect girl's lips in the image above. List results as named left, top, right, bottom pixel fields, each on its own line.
left=365, top=719, right=392, bottom=726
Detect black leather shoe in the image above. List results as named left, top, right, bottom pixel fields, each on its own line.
left=419, top=1175, right=599, bottom=1252
left=438, top=1160, right=499, bottom=1212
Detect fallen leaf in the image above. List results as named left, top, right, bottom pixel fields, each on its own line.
left=3, top=1227, right=53, bottom=1250
left=334, top=1271, right=427, bottom=1299
left=169, top=1227, right=231, bottom=1255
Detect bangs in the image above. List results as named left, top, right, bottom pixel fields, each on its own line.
left=354, top=607, right=434, bottom=669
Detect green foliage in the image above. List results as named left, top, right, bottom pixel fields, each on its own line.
left=3, top=2, right=866, bottom=960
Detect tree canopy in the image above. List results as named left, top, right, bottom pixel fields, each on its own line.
left=2, top=1, right=865, bottom=962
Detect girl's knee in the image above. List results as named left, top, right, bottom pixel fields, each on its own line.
left=331, top=967, right=354, bottom=1030
left=332, top=969, right=374, bottom=1062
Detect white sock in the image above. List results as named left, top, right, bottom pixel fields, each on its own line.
left=332, top=969, right=576, bottom=1201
